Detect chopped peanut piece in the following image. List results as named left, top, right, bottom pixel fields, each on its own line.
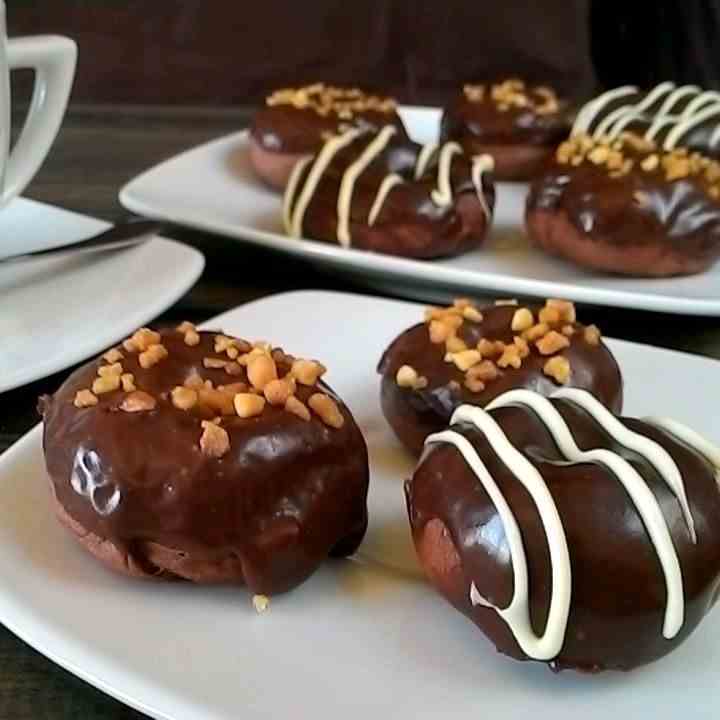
left=495, top=299, right=519, bottom=306
left=497, top=345, right=522, bottom=369
left=285, top=395, right=311, bottom=421
left=429, top=320, right=452, bottom=344
left=291, top=359, right=326, bottom=386
left=538, top=306, right=561, bottom=326
left=217, top=382, right=248, bottom=394
left=199, top=420, right=230, bottom=458
left=184, top=372, right=205, bottom=390
left=308, top=393, right=345, bottom=428
left=247, top=355, right=278, bottom=391
left=177, top=321, right=196, bottom=333
left=253, top=595, right=270, bottom=614
left=226, top=347, right=239, bottom=360
left=464, top=376, right=486, bottom=393
left=120, top=373, right=136, bottom=392
left=98, top=362, right=123, bottom=378
left=477, top=338, right=504, bottom=358
left=469, top=360, right=499, bottom=383
left=92, top=374, right=120, bottom=395
left=641, top=154, right=659, bottom=172
left=562, top=325, right=576, bottom=337
left=522, top=322, right=550, bottom=342
left=184, top=330, right=200, bottom=347
left=445, top=335, right=468, bottom=353
left=233, top=393, right=266, bottom=418
left=544, top=355, right=571, bottom=384
left=198, top=387, right=236, bottom=415
left=536, top=331, right=571, bottom=356
left=124, top=328, right=161, bottom=353
left=513, top=336, right=530, bottom=359
left=396, top=365, right=419, bottom=388
left=447, top=349, right=482, bottom=372
left=462, top=306, right=484, bottom=322
left=171, top=386, right=198, bottom=410
left=138, top=343, right=168, bottom=369
left=102, top=348, right=124, bottom=364
left=264, top=377, right=296, bottom=406
left=584, top=324, right=602, bottom=345
left=120, top=391, right=157, bottom=413
left=225, top=362, right=244, bottom=376
left=203, top=357, right=229, bottom=369
left=546, top=299, right=576, bottom=324
left=214, top=335, right=235, bottom=353
left=511, top=308, right=534, bottom=332
left=73, top=389, right=98, bottom=408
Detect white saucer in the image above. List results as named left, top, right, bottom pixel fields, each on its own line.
left=119, top=105, right=720, bottom=317
left=0, top=290, right=718, bottom=720
left=0, top=198, right=205, bottom=393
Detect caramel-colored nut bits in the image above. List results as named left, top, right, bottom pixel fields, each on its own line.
left=584, top=324, right=602, bottom=345
left=308, top=393, right=344, bottom=428
left=92, top=374, right=120, bottom=395
left=511, top=308, right=534, bottom=332
left=264, top=377, right=296, bottom=406
left=199, top=420, right=230, bottom=458
left=248, top=355, right=278, bottom=391
left=98, top=362, right=123, bottom=378
left=172, top=386, right=198, bottom=410
left=536, top=331, right=570, bottom=356
left=120, top=391, right=157, bottom=413
left=291, top=359, right=326, bottom=386
left=102, top=348, right=123, bottom=364
left=233, top=393, right=266, bottom=418
left=73, top=389, right=98, bottom=408
left=120, top=373, right=136, bottom=392
left=544, top=355, right=571, bottom=384
left=138, top=343, right=168, bottom=369
left=285, top=395, right=311, bottom=421
left=447, top=349, right=482, bottom=372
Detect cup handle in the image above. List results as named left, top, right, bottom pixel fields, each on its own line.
left=3, top=35, right=77, bottom=204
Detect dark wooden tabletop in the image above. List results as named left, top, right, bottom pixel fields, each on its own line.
left=1, top=104, right=719, bottom=720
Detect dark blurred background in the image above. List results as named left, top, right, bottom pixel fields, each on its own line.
left=10, top=0, right=717, bottom=107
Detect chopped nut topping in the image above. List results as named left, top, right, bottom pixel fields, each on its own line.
left=641, top=154, right=659, bottom=172
left=477, top=338, right=504, bottom=358
left=92, top=374, right=120, bottom=395
left=264, top=377, right=296, bottom=406
left=497, top=344, right=522, bottom=369
left=172, top=386, right=198, bottom=410
left=584, top=324, right=602, bottom=345
left=177, top=321, right=196, bottom=333
left=494, top=299, right=519, bottom=306
left=184, top=372, right=205, bottom=390
left=233, top=393, right=266, bottom=418
left=138, top=343, right=168, bottom=369
left=561, top=325, right=576, bottom=337
left=545, top=299, right=576, bottom=324
left=120, top=391, right=157, bottom=413
left=247, top=355, right=278, bottom=391
left=522, top=322, right=550, bottom=342
left=536, top=330, right=571, bottom=355
left=120, top=373, right=136, bottom=392
left=308, top=393, right=345, bottom=429
left=291, top=359, right=326, bottom=386
left=462, top=306, right=483, bottom=322
left=513, top=336, right=530, bottom=358
left=266, top=83, right=396, bottom=117
left=253, top=594, right=270, bottom=614
left=285, top=395, right=311, bottom=421
left=544, top=355, right=571, bottom=384
left=511, top=308, right=534, bottom=332
left=470, top=359, right=499, bottom=382
left=396, top=364, right=426, bottom=390
left=588, top=146, right=609, bottom=165
left=429, top=320, right=452, bottom=344
left=98, top=362, right=123, bottom=378
left=123, top=328, right=161, bottom=353
left=214, top=335, right=235, bottom=353
left=445, top=335, right=468, bottom=353
left=464, top=376, right=486, bottom=393
left=217, top=382, right=248, bottom=394
left=203, top=357, right=229, bottom=369
left=225, top=362, right=244, bottom=376
left=226, top=347, right=239, bottom=360
left=199, top=420, right=230, bottom=458
left=184, top=330, right=200, bottom=347
left=102, top=348, right=123, bottom=364
left=446, top=349, right=482, bottom=372
left=198, top=387, right=236, bottom=416
left=538, top=306, right=561, bottom=326
left=73, top=389, right=98, bottom=408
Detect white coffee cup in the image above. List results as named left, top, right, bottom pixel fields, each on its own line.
left=1, top=1, right=76, bottom=208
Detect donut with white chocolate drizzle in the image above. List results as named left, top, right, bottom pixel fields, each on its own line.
left=572, top=82, right=720, bottom=157
left=283, top=126, right=495, bottom=258
left=407, top=388, right=720, bottom=672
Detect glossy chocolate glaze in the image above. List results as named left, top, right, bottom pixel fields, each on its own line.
left=526, top=151, right=720, bottom=273
left=441, top=88, right=572, bottom=149
left=251, top=104, right=406, bottom=156
left=294, top=132, right=495, bottom=259
left=407, top=399, right=720, bottom=671
left=41, top=330, right=369, bottom=595
left=377, top=304, right=623, bottom=456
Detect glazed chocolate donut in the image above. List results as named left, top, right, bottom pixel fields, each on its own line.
left=571, top=82, right=720, bottom=158
left=441, top=80, right=572, bottom=181
left=406, top=388, right=720, bottom=672
left=283, top=126, right=495, bottom=259
left=377, top=298, right=622, bottom=456
left=526, top=132, right=720, bottom=277
left=249, top=83, right=406, bottom=189
left=40, top=323, right=369, bottom=600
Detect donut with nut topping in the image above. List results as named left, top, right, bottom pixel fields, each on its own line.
left=526, top=132, right=720, bottom=277
left=40, top=323, right=369, bottom=600
left=441, top=79, right=573, bottom=181
left=249, top=83, right=407, bottom=190
left=377, top=298, right=623, bottom=456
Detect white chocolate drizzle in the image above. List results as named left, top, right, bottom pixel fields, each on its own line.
left=286, top=128, right=363, bottom=237
left=431, top=142, right=464, bottom=206
left=414, top=142, right=438, bottom=180
left=425, top=388, right=700, bottom=659
left=336, top=126, right=398, bottom=247
left=573, top=82, right=720, bottom=149
left=368, top=173, right=403, bottom=225
left=472, top=155, right=495, bottom=219
left=283, top=156, right=313, bottom=231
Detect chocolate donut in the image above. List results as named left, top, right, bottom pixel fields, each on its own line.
left=283, top=126, right=495, bottom=258
left=406, top=388, right=720, bottom=672
left=249, top=83, right=406, bottom=189
left=40, top=323, right=369, bottom=600
left=441, top=80, right=572, bottom=181
left=526, top=132, right=720, bottom=277
left=377, top=298, right=622, bottom=456
left=571, top=82, right=720, bottom=158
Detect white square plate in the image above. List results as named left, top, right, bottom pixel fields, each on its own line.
left=0, top=290, right=719, bottom=720
left=119, top=106, right=720, bottom=316
left=0, top=198, right=205, bottom=393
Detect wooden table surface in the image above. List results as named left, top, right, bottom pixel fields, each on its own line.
left=1, top=105, right=719, bottom=719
